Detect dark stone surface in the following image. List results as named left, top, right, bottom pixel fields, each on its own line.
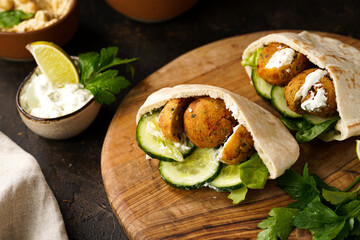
left=0, top=0, right=359, bottom=239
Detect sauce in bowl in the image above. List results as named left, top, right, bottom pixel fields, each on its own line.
left=19, top=69, right=93, bottom=118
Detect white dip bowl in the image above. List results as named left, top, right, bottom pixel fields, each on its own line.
left=16, top=68, right=101, bottom=140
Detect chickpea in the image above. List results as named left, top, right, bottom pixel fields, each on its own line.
left=0, top=0, right=14, bottom=12
left=14, top=0, right=37, bottom=13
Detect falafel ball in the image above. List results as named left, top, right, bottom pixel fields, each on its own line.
left=158, top=98, right=192, bottom=143
left=183, top=97, right=236, bottom=148
left=285, top=68, right=337, bottom=118
left=220, top=125, right=255, bottom=165
left=257, top=43, right=310, bottom=86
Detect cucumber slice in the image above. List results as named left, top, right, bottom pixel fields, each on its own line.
left=136, top=111, right=196, bottom=162
left=159, top=148, right=221, bottom=190
left=209, top=164, right=243, bottom=192
left=303, top=113, right=339, bottom=125
left=271, top=86, right=302, bottom=118
left=251, top=69, right=273, bottom=101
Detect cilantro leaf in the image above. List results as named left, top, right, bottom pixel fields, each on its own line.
left=350, top=218, right=360, bottom=236
left=98, top=46, right=118, bottom=70
left=257, top=207, right=299, bottom=240
left=259, top=161, right=360, bottom=240
left=97, top=46, right=137, bottom=74
left=337, top=200, right=360, bottom=217
left=78, top=52, right=100, bottom=84
left=322, top=189, right=358, bottom=206
left=333, top=218, right=354, bottom=240
left=292, top=197, right=346, bottom=239
left=275, top=163, right=319, bottom=209
left=85, top=70, right=130, bottom=104
left=0, top=10, right=33, bottom=28
left=78, top=46, right=137, bottom=104
left=312, top=174, right=340, bottom=192
left=228, top=186, right=248, bottom=204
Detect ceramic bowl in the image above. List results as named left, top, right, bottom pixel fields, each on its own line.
left=16, top=69, right=101, bottom=140
left=106, top=0, right=198, bottom=23
left=0, top=0, right=78, bottom=61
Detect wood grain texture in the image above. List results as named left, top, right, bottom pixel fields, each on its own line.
left=101, top=30, right=360, bottom=240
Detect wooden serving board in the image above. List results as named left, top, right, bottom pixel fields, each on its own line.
left=101, top=30, right=360, bottom=239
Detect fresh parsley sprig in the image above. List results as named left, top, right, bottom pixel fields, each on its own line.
left=0, top=10, right=33, bottom=28
left=78, top=46, right=137, bottom=104
left=257, top=162, right=360, bottom=240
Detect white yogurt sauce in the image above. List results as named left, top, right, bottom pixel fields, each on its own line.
left=20, top=71, right=93, bottom=118
left=301, top=87, right=328, bottom=112
left=295, top=69, right=328, bottom=112
left=265, top=48, right=296, bottom=69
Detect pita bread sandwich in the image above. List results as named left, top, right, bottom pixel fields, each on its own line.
left=242, top=31, right=360, bottom=142
left=136, top=84, right=299, bottom=203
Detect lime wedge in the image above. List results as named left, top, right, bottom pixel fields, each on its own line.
left=26, top=41, right=79, bottom=88
left=356, top=140, right=360, bottom=161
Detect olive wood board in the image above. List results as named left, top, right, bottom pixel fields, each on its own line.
left=101, top=30, right=360, bottom=240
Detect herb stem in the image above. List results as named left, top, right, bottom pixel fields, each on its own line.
left=344, top=175, right=360, bottom=192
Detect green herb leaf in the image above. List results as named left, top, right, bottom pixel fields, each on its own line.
left=296, top=117, right=340, bottom=143
left=322, top=189, right=358, bottom=206
left=259, top=161, right=360, bottom=240
left=0, top=10, right=33, bottom=28
left=292, top=197, right=346, bottom=239
left=78, top=46, right=137, bottom=104
left=96, top=46, right=138, bottom=73
left=312, top=174, right=340, bottom=192
left=334, top=218, right=355, bottom=240
left=337, top=200, right=360, bottom=216
left=78, top=52, right=100, bottom=84
left=239, top=152, right=268, bottom=189
left=241, top=48, right=262, bottom=69
left=276, top=163, right=319, bottom=210
left=228, top=186, right=248, bottom=204
left=350, top=218, right=360, bottom=236
left=85, top=70, right=130, bottom=104
left=257, top=207, right=300, bottom=240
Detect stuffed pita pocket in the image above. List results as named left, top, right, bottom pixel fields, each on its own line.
left=242, top=31, right=360, bottom=142
left=136, top=84, right=299, bottom=188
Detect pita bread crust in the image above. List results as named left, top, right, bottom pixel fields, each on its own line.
left=242, top=31, right=360, bottom=141
left=136, top=84, right=299, bottom=179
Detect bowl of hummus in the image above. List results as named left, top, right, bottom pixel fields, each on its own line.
left=0, top=0, right=78, bottom=60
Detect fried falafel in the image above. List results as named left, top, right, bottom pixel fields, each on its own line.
left=285, top=68, right=337, bottom=118
left=158, top=98, right=192, bottom=142
left=257, top=43, right=310, bottom=86
left=183, top=97, right=236, bottom=148
left=220, top=125, right=255, bottom=165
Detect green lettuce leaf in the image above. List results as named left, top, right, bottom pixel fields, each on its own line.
left=296, top=117, right=340, bottom=143
left=241, top=48, right=262, bottom=69
left=239, top=152, right=268, bottom=189
left=280, top=117, right=313, bottom=131
left=228, top=186, right=248, bottom=204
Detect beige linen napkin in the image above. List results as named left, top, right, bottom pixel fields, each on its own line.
left=0, top=132, right=68, bottom=240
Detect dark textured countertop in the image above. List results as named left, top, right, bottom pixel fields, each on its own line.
left=1, top=0, right=359, bottom=239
